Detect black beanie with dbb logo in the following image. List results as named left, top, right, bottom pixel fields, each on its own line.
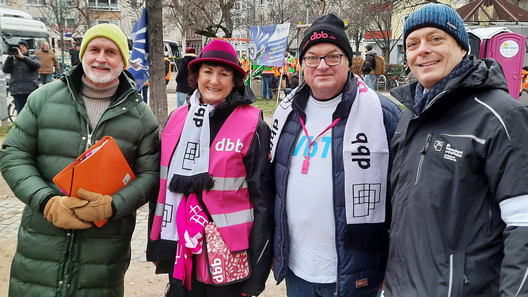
left=299, top=14, right=353, bottom=66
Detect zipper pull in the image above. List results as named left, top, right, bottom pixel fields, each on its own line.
left=87, top=133, right=93, bottom=149
left=464, top=274, right=470, bottom=285
left=421, top=133, right=433, bottom=154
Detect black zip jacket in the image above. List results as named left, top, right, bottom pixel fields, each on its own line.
left=2, top=53, right=41, bottom=95
left=386, top=57, right=528, bottom=297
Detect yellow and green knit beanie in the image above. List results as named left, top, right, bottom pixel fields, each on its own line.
left=79, top=23, right=129, bottom=69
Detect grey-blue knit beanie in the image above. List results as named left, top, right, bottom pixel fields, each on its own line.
left=403, top=3, right=469, bottom=52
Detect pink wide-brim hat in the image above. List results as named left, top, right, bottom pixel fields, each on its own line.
left=188, top=39, right=246, bottom=77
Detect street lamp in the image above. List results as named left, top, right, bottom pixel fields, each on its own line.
left=305, top=0, right=310, bottom=24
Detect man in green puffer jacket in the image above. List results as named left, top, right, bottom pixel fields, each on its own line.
left=0, top=24, right=160, bottom=297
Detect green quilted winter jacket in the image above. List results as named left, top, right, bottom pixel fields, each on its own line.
left=1, top=64, right=160, bottom=297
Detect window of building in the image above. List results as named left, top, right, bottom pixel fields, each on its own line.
left=65, top=18, right=76, bottom=27
left=88, top=0, right=120, bottom=11
left=130, top=0, right=145, bottom=7
left=27, top=0, right=44, bottom=5
left=397, top=44, right=404, bottom=64
left=235, top=0, right=248, bottom=10
left=402, top=14, right=409, bottom=27
left=91, top=19, right=120, bottom=27
left=453, top=0, right=467, bottom=5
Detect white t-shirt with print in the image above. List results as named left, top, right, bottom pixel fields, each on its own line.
left=286, top=94, right=341, bottom=283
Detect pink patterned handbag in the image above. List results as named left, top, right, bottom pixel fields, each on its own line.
left=203, top=222, right=250, bottom=285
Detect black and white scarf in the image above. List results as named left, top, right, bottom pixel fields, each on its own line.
left=270, top=76, right=389, bottom=224
left=160, top=90, right=215, bottom=241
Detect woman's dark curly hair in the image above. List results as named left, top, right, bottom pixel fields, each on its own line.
left=188, top=61, right=245, bottom=89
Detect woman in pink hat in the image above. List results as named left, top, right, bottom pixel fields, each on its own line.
left=148, top=39, right=274, bottom=297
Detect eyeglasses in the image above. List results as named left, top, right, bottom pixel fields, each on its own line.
left=302, top=54, right=344, bottom=68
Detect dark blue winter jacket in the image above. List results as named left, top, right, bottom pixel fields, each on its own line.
left=272, top=73, right=401, bottom=297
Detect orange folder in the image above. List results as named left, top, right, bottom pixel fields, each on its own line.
left=53, top=136, right=135, bottom=227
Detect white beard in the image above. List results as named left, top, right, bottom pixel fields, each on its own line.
left=82, top=60, right=123, bottom=85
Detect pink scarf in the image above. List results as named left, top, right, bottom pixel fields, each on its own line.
left=173, top=193, right=208, bottom=290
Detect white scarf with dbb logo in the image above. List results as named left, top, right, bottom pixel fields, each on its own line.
left=161, top=90, right=213, bottom=241
left=270, top=76, right=388, bottom=224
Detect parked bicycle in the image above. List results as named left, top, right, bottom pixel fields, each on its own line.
left=376, top=75, right=388, bottom=92
left=7, top=97, right=16, bottom=122
left=0, top=83, right=16, bottom=124
left=388, top=75, right=401, bottom=89
left=397, top=74, right=408, bottom=86
left=1, top=94, right=17, bottom=123
left=376, top=74, right=402, bottom=92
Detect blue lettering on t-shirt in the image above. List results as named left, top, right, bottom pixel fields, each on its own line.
left=293, top=136, right=332, bottom=158
left=321, top=137, right=331, bottom=157
left=292, top=136, right=307, bottom=156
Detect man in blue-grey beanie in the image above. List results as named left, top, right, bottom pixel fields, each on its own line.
left=386, top=3, right=528, bottom=297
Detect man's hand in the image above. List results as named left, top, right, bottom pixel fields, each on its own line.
left=14, top=47, right=23, bottom=59
left=74, top=188, right=113, bottom=222
left=43, top=196, right=91, bottom=229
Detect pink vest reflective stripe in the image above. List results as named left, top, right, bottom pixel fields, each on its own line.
left=150, top=105, right=188, bottom=241
left=204, top=104, right=260, bottom=252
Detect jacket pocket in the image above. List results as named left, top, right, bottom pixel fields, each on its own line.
left=448, top=250, right=467, bottom=297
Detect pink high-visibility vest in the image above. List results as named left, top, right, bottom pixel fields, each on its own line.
left=150, top=104, right=260, bottom=252
left=205, top=105, right=260, bottom=251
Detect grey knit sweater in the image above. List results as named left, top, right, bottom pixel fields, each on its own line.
left=81, top=75, right=119, bottom=129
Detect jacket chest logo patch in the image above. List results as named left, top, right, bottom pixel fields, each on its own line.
left=443, top=143, right=463, bottom=162
left=434, top=140, right=444, bottom=151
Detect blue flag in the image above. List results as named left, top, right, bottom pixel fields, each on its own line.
left=128, top=7, right=149, bottom=91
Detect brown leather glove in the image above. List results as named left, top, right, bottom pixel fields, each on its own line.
left=74, top=188, right=114, bottom=222
left=43, top=196, right=91, bottom=229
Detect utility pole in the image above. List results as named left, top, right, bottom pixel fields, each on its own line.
left=0, top=70, right=7, bottom=130
left=305, top=0, right=310, bottom=24
left=296, top=24, right=310, bottom=82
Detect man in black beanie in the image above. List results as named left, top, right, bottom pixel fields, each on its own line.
left=270, top=13, right=401, bottom=297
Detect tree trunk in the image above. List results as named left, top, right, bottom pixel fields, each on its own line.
left=147, top=1, right=168, bottom=129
